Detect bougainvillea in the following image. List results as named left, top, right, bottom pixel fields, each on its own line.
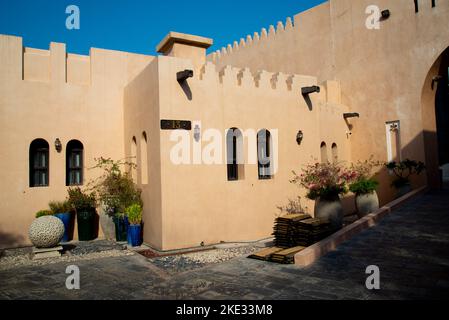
left=291, top=162, right=357, bottom=200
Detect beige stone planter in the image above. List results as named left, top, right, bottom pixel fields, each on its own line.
left=99, top=206, right=116, bottom=240
left=355, top=191, right=380, bottom=218
left=314, top=196, right=343, bottom=229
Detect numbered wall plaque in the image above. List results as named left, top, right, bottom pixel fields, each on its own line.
left=160, top=120, right=192, bottom=130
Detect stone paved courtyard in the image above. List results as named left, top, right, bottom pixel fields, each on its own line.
left=1, top=189, right=449, bottom=300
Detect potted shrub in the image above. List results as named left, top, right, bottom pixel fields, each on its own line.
left=292, top=162, right=355, bottom=229
left=67, top=187, right=97, bottom=241
left=35, top=210, right=53, bottom=218
left=349, top=159, right=381, bottom=218
left=49, top=200, right=74, bottom=242
left=88, top=157, right=142, bottom=242
left=385, top=159, right=426, bottom=198
left=125, top=203, right=143, bottom=247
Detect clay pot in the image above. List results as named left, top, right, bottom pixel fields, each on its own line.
left=314, top=196, right=343, bottom=229
left=355, top=191, right=380, bottom=218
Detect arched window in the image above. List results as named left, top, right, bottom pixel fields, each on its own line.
left=66, top=140, right=84, bottom=186
left=141, top=132, right=148, bottom=185
left=226, top=128, right=243, bottom=181
left=331, top=143, right=338, bottom=163
left=320, top=142, right=328, bottom=163
left=29, top=139, right=49, bottom=187
left=131, top=136, right=137, bottom=183
left=257, top=129, right=272, bottom=180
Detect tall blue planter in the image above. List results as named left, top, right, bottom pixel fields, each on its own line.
left=113, top=216, right=128, bottom=242
left=54, top=212, right=73, bottom=242
left=125, top=216, right=132, bottom=245
left=128, top=224, right=142, bottom=247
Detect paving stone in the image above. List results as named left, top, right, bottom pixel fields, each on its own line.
left=1, top=189, right=449, bottom=299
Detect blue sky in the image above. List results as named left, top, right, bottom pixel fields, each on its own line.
left=0, top=0, right=326, bottom=56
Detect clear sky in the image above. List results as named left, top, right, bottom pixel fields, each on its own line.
left=0, top=0, right=326, bottom=56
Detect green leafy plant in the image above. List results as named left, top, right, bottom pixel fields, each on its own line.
left=385, top=159, right=426, bottom=189
left=87, top=157, right=142, bottom=217
left=291, top=162, right=356, bottom=200
left=125, top=203, right=142, bottom=225
left=349, top=179, right=379, bottom=195
left=348, top=157, right=381, bottom=195
left=67, top=187, right=96, bottom=211
left=35, top=210, right=53, bottom=218
left=49, top=200, right=72, bottom=214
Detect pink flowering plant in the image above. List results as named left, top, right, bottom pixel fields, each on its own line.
left=291, top=162, right=358, bottom=201
left=348, top=158, right=382, bottom=195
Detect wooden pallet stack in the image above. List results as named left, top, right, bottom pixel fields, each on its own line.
left=272, top=214, right=336, bottom=248
left=248, top=246, right=306, bottom=264
left=248, top=213, right=339, bottom=265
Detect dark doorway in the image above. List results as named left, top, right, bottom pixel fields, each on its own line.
left=435, top=53, right=449, bottom=166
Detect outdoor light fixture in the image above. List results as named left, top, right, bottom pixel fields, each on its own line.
left=177, top=69, right=194, bottom=82
left=296, top=130, right=304, bottom=145
left=194, top=124, right=201, bottom=142
left=301, top=86, right=320, bottom=95
left=343, top=113, right=360, bottom=119
left=381, top=9, right=390, bottom=20
left=54, top=138, right=62, bottom=152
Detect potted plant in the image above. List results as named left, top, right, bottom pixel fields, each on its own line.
left=292, top=162, right=355, bottom=229
left=125, top=203, right=143, bottom=247
left=49, top=200, right=74, bottom=242
left=88, top=157, right=142, bottom=242
left=67, top=187, right=97, bottom=241
left=349, top=158, right=381, bottom=218
left=385, top=159, right=426, bottom=198
left=35, top=210, right=53, bottom=218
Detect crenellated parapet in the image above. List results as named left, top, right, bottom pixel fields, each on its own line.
left=0, top=34, right=153, bottom=88
left=199, top=61, right=321, bottom=96
left=208, top=17, right=295, bottom=65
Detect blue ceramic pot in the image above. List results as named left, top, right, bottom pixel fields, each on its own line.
left=54, top=212, right=73, bottom=242
left=113, top=216, right=128, bottom=242
left=125, top=216, right=132, bottom=245
left=128, top=224, right=142, bottom=247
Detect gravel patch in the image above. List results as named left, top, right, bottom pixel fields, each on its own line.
left=0, top=240, right=133, bottom=271
left=150, top=246, right=260, bottom=274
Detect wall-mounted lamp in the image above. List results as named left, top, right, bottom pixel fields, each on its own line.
left=194, top=124, right=201, bottom=142
left=177, top=69, right=194, bottom=82
left=343, top=113, right=360, bottom=119
left=296, top=130, right=304, bottom=145
left=380, top=9, right=391, bottom=20
left=301, top=86, right=320, bottom=95
left=55, top=138, right=62, bottom=153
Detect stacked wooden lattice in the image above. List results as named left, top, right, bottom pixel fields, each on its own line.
left=272, top=214, right=336, bottom=248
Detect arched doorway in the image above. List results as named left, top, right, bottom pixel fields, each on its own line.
left=421, top=47, right=449, bottom=189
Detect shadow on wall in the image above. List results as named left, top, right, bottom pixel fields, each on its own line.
left=180, top=81, right=192, bottom=101
left=374, top=129, right=438, bottom=207
left=0, top=229, right=25, bottom=249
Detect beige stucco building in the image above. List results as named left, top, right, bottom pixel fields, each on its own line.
left=1, top=0, right=448, bottom=250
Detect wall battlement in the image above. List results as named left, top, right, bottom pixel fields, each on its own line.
left=0, top=34, right=154, bottom=88
left=197, top=61, right=342, bottom=106
left=208, top=17, right=295, bottom=64
left=0, top=35, right=92, bottom=86
left=199, top=61, right=316, bottom=92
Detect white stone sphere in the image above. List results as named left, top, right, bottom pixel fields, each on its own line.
left=29, top=216, right=65, bottom=248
